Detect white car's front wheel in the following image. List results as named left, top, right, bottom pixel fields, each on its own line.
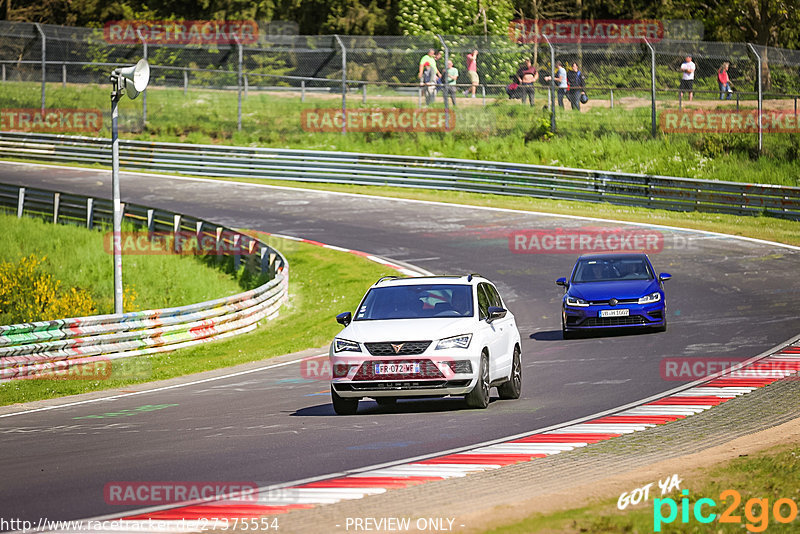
left=465, top=352, right=490, bottom=409
left=331, top=386, right=359, bottom=415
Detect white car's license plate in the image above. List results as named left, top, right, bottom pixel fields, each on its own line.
left=375, top=363, right=421, bottom=375
left=600, top=309, right=630, bottom=317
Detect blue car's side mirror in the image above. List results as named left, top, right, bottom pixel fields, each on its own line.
left=556, top=277, right=568, bottom=287
left=659, top=273, right=672, bottom=282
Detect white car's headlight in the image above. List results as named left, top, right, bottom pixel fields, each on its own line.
left=333, top=338, right=361, bottom=352
left=565, top=296, right=590, bottom=307
left=436, top=334, right=472, bottom=350
left=638, top=292, right=661, bottom=305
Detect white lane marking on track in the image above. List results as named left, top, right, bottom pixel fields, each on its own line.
left=0, top=353, right=327, bottom=419
left=2, top=160, right=799, bottom=252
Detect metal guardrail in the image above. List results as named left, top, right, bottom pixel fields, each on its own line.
left=1, top=131, right=799, bottom=220
left=0, top=181, right=289, bottom=381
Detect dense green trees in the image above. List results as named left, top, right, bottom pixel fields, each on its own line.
left=1, top=0, right=797, bottom=49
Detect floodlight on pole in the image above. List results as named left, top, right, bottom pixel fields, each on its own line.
left=109, top=59, right=149, bottom=314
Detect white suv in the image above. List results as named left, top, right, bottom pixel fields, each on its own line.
left=329, top=275, right=522, bottom=415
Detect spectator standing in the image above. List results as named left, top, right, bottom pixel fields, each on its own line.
left=679, top=55, right=695, bottom=102
left=516, top=59, right=538, bottom=107
left=465, top=49, right=479, bottom=98
left=419, top=48, right=440, bottom=107
left=421, top=60, right=436, bottom=106
left=545, top=61, right=568, bottom=108
left=717, top=62, right=732, bottom=100
left=445, top=59, right=458, bottom=107
left=566, top=62, right=585, bottom=110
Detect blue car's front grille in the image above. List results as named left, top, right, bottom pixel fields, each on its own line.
left=584, top=315, right=647, bottom=327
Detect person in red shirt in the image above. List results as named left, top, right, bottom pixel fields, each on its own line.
left=516, top=59, right=538, bottom=106
left=717, top=62, right=732, bottom=100
left=465, top=49, right=479, bottom=98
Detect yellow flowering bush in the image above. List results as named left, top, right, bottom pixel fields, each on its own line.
left=0, top=255, right=97, bottom=324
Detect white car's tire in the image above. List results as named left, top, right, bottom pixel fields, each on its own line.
left=497, top=346, right=522, bottom=400
left=465, top=352, right=490, bottom=409
left=331, top=386, right=359, bottom=415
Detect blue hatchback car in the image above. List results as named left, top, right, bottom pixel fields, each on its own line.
left=556, top=253, right=671, bottom=338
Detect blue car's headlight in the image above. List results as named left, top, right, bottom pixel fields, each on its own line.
left=566, top=296, right=590, bottom=307
left=436, top=334, right=472, bottom=350
left=333, top=338, right=361, bottom=352
left=638, top=292, right=662, bottom=305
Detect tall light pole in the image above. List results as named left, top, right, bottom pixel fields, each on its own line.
left=109, top=59, right=149, bottom=314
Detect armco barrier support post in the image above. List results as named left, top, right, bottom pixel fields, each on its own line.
left=173, top=214, right=181, bottom=252
left=17, top=187, right=25, bottom=218
left=748, top=43, right=763, bottom=155
left=147, top=209, right=154, bottom=235
left=86, top=197, right=94, bottom=229
left=53, top=192, right=60, bottom=224
left=34, top=23, right=45, bottom=113
left=644, top=39, right=656, bottom=138
left=334, top=35, right=347, bottom=134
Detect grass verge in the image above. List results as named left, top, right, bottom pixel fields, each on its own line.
left=484, top=442, right=800, bottom=533
left=0, top=212, right=246, bottom=316
left=0, top=237, right=393, bottom=406
left=2, top=82, right=799, bottom=185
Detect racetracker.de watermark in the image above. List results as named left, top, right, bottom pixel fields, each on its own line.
left=104, top=20, right=258, bottom=44
left=660, top=357, right=800, bottom=381
left=0, top=109, right=102, bottom=133
left=301, top=108, right=456, bottom=133
left=509, top=19, right=663, bottom=44
left=103, top=231, right=258, bottom=256
left=19, top=358, right=152, bottom=381
left=509, top=228, right=664, bottom=254
left=660, top=109, right=800, bottom=133
left=104, top=482, right=259, bottom=506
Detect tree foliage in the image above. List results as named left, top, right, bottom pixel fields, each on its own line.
left=397, top=0, right=514, bottom=36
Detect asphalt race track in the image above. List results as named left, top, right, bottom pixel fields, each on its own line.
left=1, top=161, right=799, bottom=524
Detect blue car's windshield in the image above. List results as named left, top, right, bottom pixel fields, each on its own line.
left=355, top=284, right=474, bottom=320
left=572, top=258, right=654, bottom=283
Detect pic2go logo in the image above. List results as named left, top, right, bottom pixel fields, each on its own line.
left=654, top=489, right=799, bottom=532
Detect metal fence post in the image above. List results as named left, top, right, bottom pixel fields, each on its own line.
left=62, top=63, right=66, bottom=87
left=545, top=35, right=556, bottom=133
left=301, top=80, right=306, bottom=102
left=334, top=35, right=347, bottom=134
left=34, top=23, right=45, bottom=113
left=747, top=43, right=763, bottom=155
left=183, top=69, right=188, bottom=95
left=438, top=34, right=450, bottom=130
left=137, top=29, right=148, bottom=124
left=644, top=39, right=656, bottom=138
left=236, top=39, right=243, bottom=131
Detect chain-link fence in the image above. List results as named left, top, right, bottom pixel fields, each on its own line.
left=1, top=20, right=799, bottom=155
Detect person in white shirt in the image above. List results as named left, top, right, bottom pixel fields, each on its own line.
left=544, top=61, right=568, bottom=108
left=680, top=55, right=696, bottom=102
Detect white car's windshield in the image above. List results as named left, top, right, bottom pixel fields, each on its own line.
left=572, top=258, right=653, bottom=283
left=355, top=284, right=474, bottom=320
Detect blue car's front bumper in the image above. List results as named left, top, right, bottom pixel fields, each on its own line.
left=563, top=301, right=666, bottom=331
